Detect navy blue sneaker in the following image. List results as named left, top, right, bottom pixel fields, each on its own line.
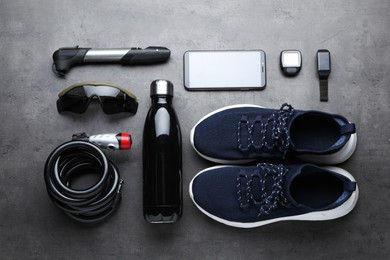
left=190, top=104, right=357, bottom=164
left=189, top=163, right=358, bottom=228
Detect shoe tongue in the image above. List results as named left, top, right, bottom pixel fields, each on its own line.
left=249, top=173, right=276, bottom=201
left=251, top=114, right=284, bottom=149
left=265, top=122, right=274, bottom=145
left=251, top=165, right=299, bottom=205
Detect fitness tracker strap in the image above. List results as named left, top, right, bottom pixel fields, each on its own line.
left=317, top=49, right=331, bottom=102
left=319, top=77, right=328, bottom=102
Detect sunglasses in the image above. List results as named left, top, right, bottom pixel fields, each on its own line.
left=57, top=82, right=138, bottom=115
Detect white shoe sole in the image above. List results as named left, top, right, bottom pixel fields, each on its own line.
left=189, top=165, right=359, bottom=228
left=190, top=104, right=357, bottom=165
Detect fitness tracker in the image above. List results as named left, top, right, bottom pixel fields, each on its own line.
left=317, top=49, right=331, bottom=102
left=280, top=50, right=302, bottom=77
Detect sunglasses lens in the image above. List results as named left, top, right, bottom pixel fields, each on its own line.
left=57, top=84, right=138, bottom=115
left=100, top=94, right=138, bottom=115
left=57, top=87, right=89, bottom=114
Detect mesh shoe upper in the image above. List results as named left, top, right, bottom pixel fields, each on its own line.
left=192, top=104, right=356, bottom=162
left=190, top=164, right=357, bottom=225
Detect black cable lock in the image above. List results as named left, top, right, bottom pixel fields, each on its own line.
left=44, top=133, right=131, bottom=223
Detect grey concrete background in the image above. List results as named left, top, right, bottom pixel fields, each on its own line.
left=0, top=0, right=389, bottom=259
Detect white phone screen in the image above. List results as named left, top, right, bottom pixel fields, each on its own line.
left=184, top=50, right=266, bottom=90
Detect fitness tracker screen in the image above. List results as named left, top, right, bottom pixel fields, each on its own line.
left=317, top=51, right=331, bottom=72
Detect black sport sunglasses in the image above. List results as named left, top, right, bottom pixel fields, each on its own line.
left=57, top=82, right=138, bottom=115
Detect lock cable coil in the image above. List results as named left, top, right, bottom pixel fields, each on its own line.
left=44, top=140, right=123, bottom=223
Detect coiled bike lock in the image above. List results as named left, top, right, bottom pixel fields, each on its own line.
left=44, top=133, right=131, bottom=223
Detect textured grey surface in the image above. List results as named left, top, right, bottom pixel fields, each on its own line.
left=0, top=0, right=389, bottom=259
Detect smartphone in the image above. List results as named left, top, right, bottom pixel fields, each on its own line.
left=183, top=50, right=266, bottom=90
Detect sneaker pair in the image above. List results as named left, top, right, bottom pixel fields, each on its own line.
left=189, top=104, right=359, bottom=228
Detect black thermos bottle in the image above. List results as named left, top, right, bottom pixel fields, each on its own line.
left=143, top=80, right=182, bottom=223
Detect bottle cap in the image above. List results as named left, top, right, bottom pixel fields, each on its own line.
left=150, top=80, right=174, bottom=97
